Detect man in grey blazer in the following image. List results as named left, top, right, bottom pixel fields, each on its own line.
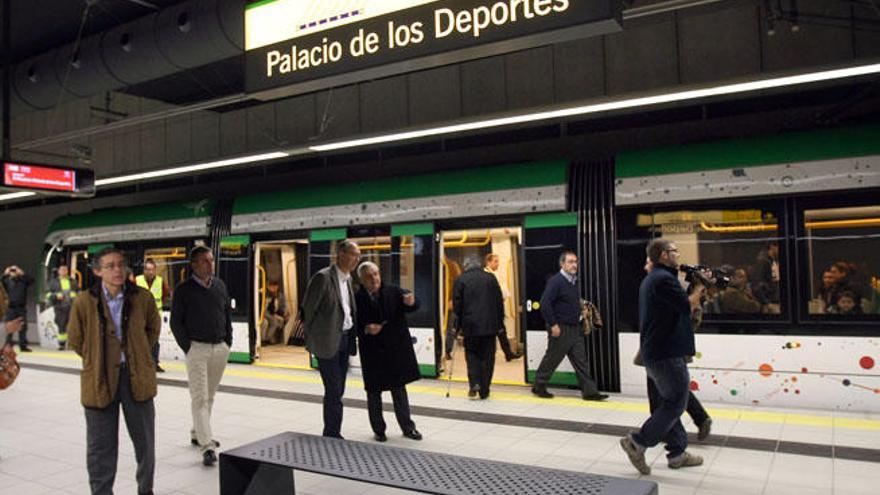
left=302, top=240, right=361, bottom=438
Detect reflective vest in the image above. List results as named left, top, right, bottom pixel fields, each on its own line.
left=136, top=274, right=163, bottom=310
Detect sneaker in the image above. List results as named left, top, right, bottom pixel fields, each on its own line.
left=668, top=451, right=703, bottom=469
left=202, top=450, right=217, bottom=466
left=531, top=387, right=554, bottom=399
left=697, top=418, right=712, bottom=441
left=619, top=435, right=651, bottom=475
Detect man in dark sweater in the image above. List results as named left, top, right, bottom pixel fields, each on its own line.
left=532, top=252, right=606, bottom=401
left=3, top=265, right=33, bottom=352
left=170, top=246, right=233, bottom=467
left=620, top=238, right=703, bottom=475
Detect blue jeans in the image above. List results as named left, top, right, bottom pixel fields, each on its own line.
left=633, top=357, right=689, bottom=459
left=317, top=332, right=350, bottom=438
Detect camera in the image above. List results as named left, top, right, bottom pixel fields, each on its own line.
left=680, top=264, right=730, bottom=290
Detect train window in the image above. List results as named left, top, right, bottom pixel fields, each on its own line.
left=616, top=203, right=786, bottom=332
left=801, top=205, right=880, bottom=319
left=219, top=241, right=249, bottom=317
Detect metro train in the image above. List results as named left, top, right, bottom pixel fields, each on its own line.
left=35, top=124, right=880, bottom=412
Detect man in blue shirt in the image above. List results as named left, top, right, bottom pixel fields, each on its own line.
left=531, top=251, right=606, bottom=401
left=620, top=238, right=703, bottom=475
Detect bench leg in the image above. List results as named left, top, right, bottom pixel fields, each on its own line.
left=220, top=455, right=295, bottom=495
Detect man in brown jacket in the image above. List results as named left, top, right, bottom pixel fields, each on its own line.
left=68, top=247, right=161, bottom=495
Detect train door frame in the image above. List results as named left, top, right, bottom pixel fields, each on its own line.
left=251, top=237, right=309, bottom=366
left=435, top=217, right=527, bottom=385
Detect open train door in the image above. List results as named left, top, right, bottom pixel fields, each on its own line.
left=522, top=212, right=579, bottom=386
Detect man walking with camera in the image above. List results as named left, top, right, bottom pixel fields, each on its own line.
left=620, top=238, right=703, bottom=475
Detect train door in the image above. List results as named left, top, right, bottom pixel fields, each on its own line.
left=391, top=224, right=437, bottom=377
left=522, top=213, right=579, bottom=387
left=217, top=236, right=252, bottom=363
left=252, top=238, right=309, bottom=368
left=439, top=226, right=524, bottom=385
left=69, top=250, right=88, bottom=290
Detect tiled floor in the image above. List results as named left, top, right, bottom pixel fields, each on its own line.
left=1, top=349, right=878, bottom=495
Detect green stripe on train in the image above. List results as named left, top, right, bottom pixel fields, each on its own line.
left=233, top=160, right=568, bottom=215
left=228, top=351, right=251, bottom=364
left=526, top=370, right=579, bottom=386
left=48, top=200, right=215, bottom=234
left=524, top=212, right=577, bottom=229
left=616, top=124, right=880, bottom=179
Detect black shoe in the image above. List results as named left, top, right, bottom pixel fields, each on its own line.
left=467, top=387, right=478, bottom=398
left=479, top=392, right=490, bottom=400
left=19, top=347, right=32, bottom=353
left=505, top=352, right=523, bottom=362
left=203, top=450, right=217, bottom=466
left=156, top=365, right=165, bottom=373
left=532, top=387, right=554, bottom=399
left=374, top=432, right=387, bottom=442
left=403, top=429, right=423, bottom=441
left=583, top=393, right=609, bottom=401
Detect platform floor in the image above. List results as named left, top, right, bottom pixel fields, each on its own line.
left=1, top=347, right=878, bottom=495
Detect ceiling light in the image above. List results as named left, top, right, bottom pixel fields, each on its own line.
left=94, top=151, right=290, bottom=187
left=310, top=62, right=880, bottom=152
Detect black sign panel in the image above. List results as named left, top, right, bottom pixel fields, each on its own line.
left=246, top=0, right=621, bottom=98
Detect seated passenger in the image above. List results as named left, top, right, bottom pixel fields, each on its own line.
left=719, top=268, right=763, bottom=314
left=261, top=281, right=289, bottom=344
left=827, top=290, right=863, bottom=315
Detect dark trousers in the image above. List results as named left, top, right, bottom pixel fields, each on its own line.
left=534, top=324, right=599, bottom=396
left=444, top=326, right=457, bottom=356
left=366, top=386, right=416, bottom=435
left=633, top=357, right=689, bottom=459
left=54, top=306, right=70, bottom=347
left=464, top=335, right=496, bottom=398
left=497, top=329, right=515, bottom=359
left=647, top=377, right=709, bottom=427
left=317, top=332, right=350, bottom=438
left=84, top=365, right=155, bottom=495
left=151, top=342, right=160, bottom=365
left=4, top=306, right=28, bottom=349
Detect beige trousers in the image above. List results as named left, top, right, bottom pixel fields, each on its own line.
left=185, top=341, right=229, bottom=453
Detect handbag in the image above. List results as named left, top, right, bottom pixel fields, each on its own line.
left=0, top=343, right=20, bottom=390
left=581, top=300, right=603, bottom=336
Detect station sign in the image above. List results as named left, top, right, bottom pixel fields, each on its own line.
left=2, top=161, right=96, bottom=197
left=245, top=0, right=622, bottom=98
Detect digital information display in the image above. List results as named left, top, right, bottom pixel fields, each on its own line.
left=4, top=162, right=76, bottom=192
left=2, top=161, right=95, bottom=197
left=245, top=0, right=621, bottom=98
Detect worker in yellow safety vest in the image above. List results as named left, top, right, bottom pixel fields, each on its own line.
left=46, top=265, right=77, bottom=350
left=136, top=259, right=170, bottom=372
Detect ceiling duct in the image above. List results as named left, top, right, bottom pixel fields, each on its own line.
left=9, top=0, right=243, bottom=115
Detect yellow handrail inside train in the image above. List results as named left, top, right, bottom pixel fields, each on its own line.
left=443, top=231, right=492, bottom=247
left=257, top=265, right=267, bottom=326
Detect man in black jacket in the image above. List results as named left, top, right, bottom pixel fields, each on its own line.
left=354, top=261, right=422, bottom=442
left=3, top=265, right=33, bottom=352
left=452, top=256, right=503, bottom=399
left=531, top=252, right=606, bottom=401
left=620, top=238, right=703, bottom=475
left=170, top=246, right=233, bottom=467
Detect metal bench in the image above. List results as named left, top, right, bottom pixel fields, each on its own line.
left=219, top=432, right=658, bottom=495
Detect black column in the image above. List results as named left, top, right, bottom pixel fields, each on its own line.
left=570, top=160, right=620, bottom=392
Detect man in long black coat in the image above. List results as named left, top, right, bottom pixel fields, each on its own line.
left=354, top=261, right=423, bottom=443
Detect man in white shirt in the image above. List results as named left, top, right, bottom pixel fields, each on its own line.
left=302, top=240, right=361, bottom=438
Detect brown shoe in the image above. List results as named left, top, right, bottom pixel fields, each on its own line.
left=619, top=435, right=651, bottom=475
left=668, top=451, right=703, bottom=469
